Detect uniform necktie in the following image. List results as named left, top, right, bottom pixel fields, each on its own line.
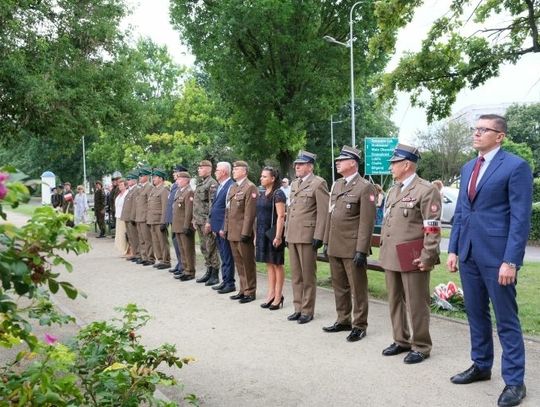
left=468, top=156, right=485, bottom=200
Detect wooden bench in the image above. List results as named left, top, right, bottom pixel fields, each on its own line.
left=316, top=227, right=384, bottom=272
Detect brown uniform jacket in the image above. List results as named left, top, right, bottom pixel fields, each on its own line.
left=324, top=174, right=377, bottom=258
left=285, top=173, right=329, bottom=244
left=224, top=178, right=258, bottom=241
left=120, top=186, right=137, bottom=222
left=172, top=186, right=194, bottom=234
left=134, top=182, right=153, bottom=223
left=147, top=184, right=169, bottom=225
left=379, top=175, right=442, bottom=271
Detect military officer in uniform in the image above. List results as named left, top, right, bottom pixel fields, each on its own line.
left=93, top=181, right=106, bottom=237
left=172, top=171, right=196, bottom=281
left=147, top=168, right=171, bottom=270
left=223, top=161, right=258, bottom=303
left=193, top=160, right=220, bottom=286
left=166, top=164, right=187, bottom=276
left=135, top=167, right=155, bottom=266
left=121, top=172, right=140, bottom=261
left=322, top=146, right=377, bottom=341
left=285, top=151, right=329, bottom=324
left=379, top=143, right=442, bottom=364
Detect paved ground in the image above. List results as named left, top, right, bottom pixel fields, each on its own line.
left=4, top=211, right=540, bottom=406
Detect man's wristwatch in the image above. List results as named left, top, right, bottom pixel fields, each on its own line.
left=504, top=261, right=517, bottom=269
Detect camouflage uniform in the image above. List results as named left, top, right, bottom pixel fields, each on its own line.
left=193, top=173, right=220, bottom=274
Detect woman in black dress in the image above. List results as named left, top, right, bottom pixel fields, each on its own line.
left=256, top=167, right=286, bottom=310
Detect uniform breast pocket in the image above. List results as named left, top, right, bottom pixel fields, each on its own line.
left=343, top=199, right=359, bottom=215
left=398, top=204, right=418, bottom=218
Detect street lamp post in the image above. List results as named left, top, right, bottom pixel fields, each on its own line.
left=330, top=115, right=345, bottom=183
left=82, top=136, right=88, bottom=191
left=324, top=1, right=366, bottom=148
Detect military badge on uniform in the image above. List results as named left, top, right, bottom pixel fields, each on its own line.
left=430, top=204, right=439, bottom=213
left=252, top=192, right=257, bottom=198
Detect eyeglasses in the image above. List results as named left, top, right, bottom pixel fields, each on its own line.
left=470, top=127, right=502, bottom=135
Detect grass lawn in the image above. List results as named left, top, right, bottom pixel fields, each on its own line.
left=256, top=248, right=540, bottom=336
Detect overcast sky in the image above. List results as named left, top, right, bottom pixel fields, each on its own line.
left=125, top=1, right=540, bottom=143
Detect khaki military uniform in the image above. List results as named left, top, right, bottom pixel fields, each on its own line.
left=120, top=185, right=140, bottom=258
left=193, top=176, right=220, bottom=269
left=172, top=186, right=196, bottom=276
left=379, top=175, right=442, bottom=355
left=285, top=173, right=329, bottom=317
left=224, top=178, right=258, bottom=297
left=324, top=174, right=376, bottom=329
left=147, top=184, right=171, bottom=266
left=135, top=182, right=155, bottom=262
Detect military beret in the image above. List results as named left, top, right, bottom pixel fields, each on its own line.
left=233, top=161, right=249, bottom=169
left=173, top=164, right=188, bottom=172
left=152, top=168, right=167, bottom=179
left=198, top=160, right=213, bottom=167
left=138, top=166, right=152, bottom=176
left=389, top=143, right=421, bottom=163
left=177, top=171, right=191, bottom=179
left=126, top=172, right=138, bottom=180
left=294, top=150, right=316, bottom=164
left=335, top=145, right=361, bottom=162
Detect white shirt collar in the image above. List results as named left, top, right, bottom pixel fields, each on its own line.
left=479, top=146, right=500, bottom=163
left=401, top=173, right=417, bottom=190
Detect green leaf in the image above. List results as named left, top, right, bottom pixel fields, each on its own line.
left=48, top=279, right=59, bottom=294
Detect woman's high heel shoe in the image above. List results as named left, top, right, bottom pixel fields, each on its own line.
left=260, top=297, right=275, bottom=309
left=268, top=296, right=284, bottom=310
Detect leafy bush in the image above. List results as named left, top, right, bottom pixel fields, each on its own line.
left=533, top=178, right=540, bottom=203
left=530, top=203, right=540, bottom=241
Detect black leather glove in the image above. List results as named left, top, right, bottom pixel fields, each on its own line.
left=312, top=239, right=323, bottom=250
left=240, top=234, right=251, bottom=243
left=130, top=220, right=136, bottom=226
left=159, top=224, right=167, bottom=231
left=323, top=244, right=328, bottom=257
left=353, top=251, right=367, bottom=268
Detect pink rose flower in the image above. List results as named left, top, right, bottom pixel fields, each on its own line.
left=44, top=333, right=58, bottom=345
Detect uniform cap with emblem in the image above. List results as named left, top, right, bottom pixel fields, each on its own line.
left=233, top=160, right=249, bottom=169
left=152, top=168, right=167, bottom=179
left=138, top=166, right=152, bottom=176
left=389, top=143, right=421, bottom=163
left=335, top=145, right=360, bottom=162
left=173, top=164, right=188, bottom=172
left=294, top=150, right=316, bottom=164
left=198, top=160, right=212, bottom=168
left=177, top=171, right=191, bottom=179
left=126, top=172, right=138, bottom=180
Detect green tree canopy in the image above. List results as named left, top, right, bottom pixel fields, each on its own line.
left=376, top=0, right=540, bottom=122
left=506, top=102, right=540, bottom=174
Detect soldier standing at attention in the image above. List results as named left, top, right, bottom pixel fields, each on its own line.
left=122, top=172, right=140, bottom=262
left=135, top=167, right=155, bottom=266
left=172, top=171, right=196, bottom=281
left=285, top=151, right=329, bottom=324
left=223, top=161, right=258, bottom=304
left=94, top=181, right=106, bottom=238
left=193, top=160, right=220, bottom=286
left=147, top=168, right=171, bottom=270
left=322, top=146, right=376, bottom=342
left=379, top=143, right=442, bottom=364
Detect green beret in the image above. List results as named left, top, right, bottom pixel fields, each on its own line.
left=152, top=168, right=167, bottom=179
left=138, top=166, right=152, bottom=176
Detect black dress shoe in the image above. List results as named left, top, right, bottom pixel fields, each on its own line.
left=156, top=263, right=171, bottom=270
left=382, top=342, right=411, bottom=356
left=168, top=267, right=178, bottom=273
left=346, top=327, right=367, bottom=342
left=217, top=285, right=235, bottom=294
left=322, top=322, right=352, bottom=333
left=173, top=273, right=184, bottom=280
left=142, top=261, right=155, bottom=266
left=136, top=259, right=144, bottom=264
left=230, top=293, right=245, bottom=300
left=297, top=314, right=313, bottom=324
left=287, top=312, right=301, bottom=321
left=179, top=274, right=194, bottom=281
left=239, top=295, right=255, bottom=304
left=498, top=384, right=526, bottom=407
left=450, top=364, right=492, bottom=384
left=152, top=263, right=160, bottom=268
left=403, top=350, right=429, bottom=364
left=212, top=282, right=225, bottom=291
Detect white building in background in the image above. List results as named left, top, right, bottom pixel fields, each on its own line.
left=451, top=103, right=512, bottom=127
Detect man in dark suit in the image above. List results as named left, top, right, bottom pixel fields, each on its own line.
left=207, top=161, right=236, bottom=294
left=447, top=114, right=533, bottom=407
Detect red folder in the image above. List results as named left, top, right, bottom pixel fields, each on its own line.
left=396, top=239, right=424, bottom=272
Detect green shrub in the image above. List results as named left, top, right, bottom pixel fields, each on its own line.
left=530, top=203, right=540, bottom=241
left=533, top=178, right=540, bottom=203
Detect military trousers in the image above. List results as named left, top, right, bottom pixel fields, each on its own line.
left=385, top=269, right=432, bottom=355
left=195, top=223, right=220, bottom=269
left=136, top=222, right=154, bottom=262
left=150, top=224, right=170, bottom=265
left=229, top=240, right=256, bottom=297
left=177, top=232, right=196, bottom=276
left=329, top=256, right=368, bottom=329
left=288, top=243, right=317, bottom=316
left=126, top=221, right=140, bottom=257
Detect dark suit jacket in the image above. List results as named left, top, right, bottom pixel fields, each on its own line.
left=209, top=178, right=234, bottom=233
left=448, top=149, right=533, bottom=267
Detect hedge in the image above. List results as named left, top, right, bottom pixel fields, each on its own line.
left=531, top=203, right=540, bottom=241
left=534, top=178, right=540, bottom=204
